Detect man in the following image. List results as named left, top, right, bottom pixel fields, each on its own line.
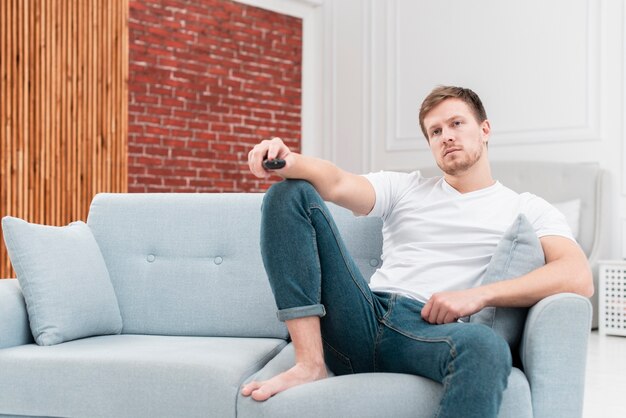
left=242, top=86, right=593, bottom=417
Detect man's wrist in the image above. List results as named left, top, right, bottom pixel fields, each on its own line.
left=477, top=284, right=497, bottom=309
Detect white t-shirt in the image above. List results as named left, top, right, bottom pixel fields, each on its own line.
left=363, top=171, right=574, bottom=303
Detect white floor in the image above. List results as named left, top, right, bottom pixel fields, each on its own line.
left=583, top=331, right=626, bottom=417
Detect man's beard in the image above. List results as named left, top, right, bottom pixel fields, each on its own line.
left=437, top=144, right=483, bottom=176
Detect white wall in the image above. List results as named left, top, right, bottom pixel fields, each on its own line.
left=323, top=0, right=625, bottom=259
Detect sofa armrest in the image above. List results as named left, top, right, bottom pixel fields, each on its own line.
left=0, top=279, right=33, bottom=349
left=519, top=293, right=592, bottom=418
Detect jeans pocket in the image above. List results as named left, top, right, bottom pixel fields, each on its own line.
left=322, top=339, right=354, bottom=376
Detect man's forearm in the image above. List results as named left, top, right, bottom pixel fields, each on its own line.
left=280, top=153, right=344, bottom=201
left=422, top=236, right=593, bottom=324
left=481, top=255, right=593, bottom=308
left=248, top=137, right=375, bottom=215
left=279, top=153, right=376, bottom=216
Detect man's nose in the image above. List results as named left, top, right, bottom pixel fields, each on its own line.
left=442, top=128, right=454, bottom=141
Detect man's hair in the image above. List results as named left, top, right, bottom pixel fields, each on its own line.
left=418, top=86, right=487, bottom=140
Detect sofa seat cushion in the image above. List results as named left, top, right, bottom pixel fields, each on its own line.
left=0, top=334, right=286, bottom=418
left=238, top=343, right=532, bottom=418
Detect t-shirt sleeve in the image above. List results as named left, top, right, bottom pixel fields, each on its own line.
left=361, top=171, right=418, bottom=220
left=522, top=193, right=576, bottom=242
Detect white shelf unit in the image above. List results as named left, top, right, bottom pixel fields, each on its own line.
left=599, top=260, right=626, bottom=336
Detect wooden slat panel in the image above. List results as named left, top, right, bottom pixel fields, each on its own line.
left=0, top=0, right=128, bottom=278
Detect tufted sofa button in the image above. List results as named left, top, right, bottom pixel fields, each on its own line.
left=214, top=256, right=223, bottom=265
left=147, top=254, right=156, bottom=263
left=369, top=258, right=379, bottom=267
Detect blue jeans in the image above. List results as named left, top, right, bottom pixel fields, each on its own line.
left=260, top=180, right=512, bottom=418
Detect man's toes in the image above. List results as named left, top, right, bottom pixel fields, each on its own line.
left=251, top=386, right=273, bottom=401
left=241, top=381, right=262, bottom=396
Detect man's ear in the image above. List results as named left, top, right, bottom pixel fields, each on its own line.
left=481, top=119, right=491, bottom=144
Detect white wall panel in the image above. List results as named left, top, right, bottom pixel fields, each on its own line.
left=380, top=0, right=600, bottom=153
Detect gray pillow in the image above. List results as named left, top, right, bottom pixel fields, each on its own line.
left=470, top=214, right=545, bottom=350
left=2, top=216, right=123, bottom=345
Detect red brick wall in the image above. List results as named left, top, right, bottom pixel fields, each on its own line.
left=128, top=0, right=302, bottom=192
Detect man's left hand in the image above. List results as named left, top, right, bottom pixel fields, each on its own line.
left=421, top=288, right=488, bottom=324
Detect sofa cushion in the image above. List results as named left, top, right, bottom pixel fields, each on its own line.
left=0, top=334, right=286, bottom=418
left=238, top=343, right=532, bottom=418
left=1, top=217, right=122, bottom=345
left=470, top=214, right=545, bottom=350
left=87, top=193, right=289, bottom=339
left=552, top=198, right=581, bottom=239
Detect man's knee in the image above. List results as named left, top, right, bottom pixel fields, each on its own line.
left=263, top=180, right=319, bottom=211
left=456, top=325, right=512, bottom=379
left=266, top=179, right=316, bottom=198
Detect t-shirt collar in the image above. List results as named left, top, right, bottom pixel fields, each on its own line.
left=440, top=178, right=500, bottom=196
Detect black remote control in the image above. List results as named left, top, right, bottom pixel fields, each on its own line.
left=262, top=158, right=286, bottom=170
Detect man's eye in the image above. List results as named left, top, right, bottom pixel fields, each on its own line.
left=431, top=128, right=441, bottom=136
left=453, top=121, right=462, bottom=126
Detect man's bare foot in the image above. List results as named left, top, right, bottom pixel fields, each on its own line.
left=241, top=362, right=327, bottom=401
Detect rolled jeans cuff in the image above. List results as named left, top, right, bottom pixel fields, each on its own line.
left=276, top=304, right=326, bottom=322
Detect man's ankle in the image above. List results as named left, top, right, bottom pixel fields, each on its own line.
left=296, top=359, right=327, bottom=375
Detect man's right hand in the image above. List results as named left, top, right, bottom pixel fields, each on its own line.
left=248, top=137, right=292, bottom=179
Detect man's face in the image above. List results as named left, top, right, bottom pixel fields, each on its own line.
left=422, top=98, right=490, bottom=176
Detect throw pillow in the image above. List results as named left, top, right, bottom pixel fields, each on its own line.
left=2, top=216, right=123, bottom=345
left=470, top=214, right=545, bottom=350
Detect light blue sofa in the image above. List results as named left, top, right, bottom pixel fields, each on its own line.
left=0, top=161, right=598, bottom=418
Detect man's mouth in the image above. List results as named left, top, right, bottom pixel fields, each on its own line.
left=443, top=148, right=461, bottom=157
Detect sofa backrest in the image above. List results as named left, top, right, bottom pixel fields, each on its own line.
left=87, top=193, right=383, bottom=339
